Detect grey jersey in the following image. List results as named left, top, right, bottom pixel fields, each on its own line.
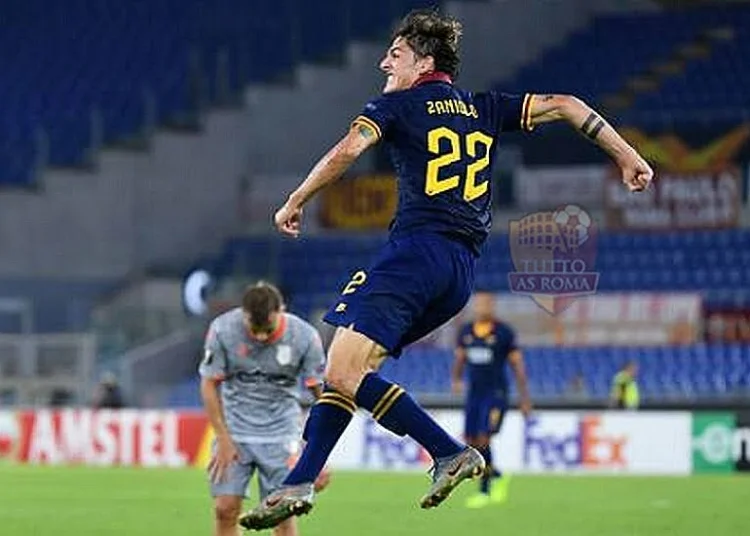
left=199, top=309, right=325, bottom=443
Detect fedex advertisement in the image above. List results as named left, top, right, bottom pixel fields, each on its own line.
left=522, top=414, right=627, bottom=471
left=497, top=412, right=690, bottom=475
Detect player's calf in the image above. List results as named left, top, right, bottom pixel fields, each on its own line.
left=354, top=371, right=463, bottom=457
left=354, top=371, right=483, bottom=507
left=328, top=328, right=474, bottom=507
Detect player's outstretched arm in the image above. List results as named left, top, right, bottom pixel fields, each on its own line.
left=528, top=95, right=653, bottom=193
left=273, top=123, right=379, bottom=237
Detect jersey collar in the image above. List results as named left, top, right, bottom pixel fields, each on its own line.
left=265, top=313, right=287, bottom=344
left=247, top=313, right=287, bottom=345
left=412, top=71, right=453, bottom=88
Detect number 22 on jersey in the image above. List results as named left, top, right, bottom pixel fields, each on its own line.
left=425, top=127, right=494, bottom=202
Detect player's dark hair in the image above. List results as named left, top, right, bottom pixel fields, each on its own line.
left=392, top=9, right=462, bottom=79
left=241, top=281, right=284, bottom=329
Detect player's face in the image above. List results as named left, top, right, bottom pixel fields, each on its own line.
left=243, top=312, right=280, bottom=342
left=379, top=37, right=434, bottom=93
left=473, top=292, right=495, bottom=321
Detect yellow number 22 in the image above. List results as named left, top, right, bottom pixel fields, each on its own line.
left=425, top=127, right=494, bottom=202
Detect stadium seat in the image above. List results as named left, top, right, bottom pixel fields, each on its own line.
left=163, top=342, right=750, bottom=406
left=499, top=4, right=750, bottom=126
left=208, top=229, right=750, bottom=323
left=1, top=0, right=480, bottom=186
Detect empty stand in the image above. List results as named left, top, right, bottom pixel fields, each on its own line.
left=381, top=344, right=750, bottom=400
left=215, top=230, right=750, bottom=309
left=166, top=343, right=750, bottom=407
left=0, top=0, right=446, bottom=186
left=502, top=5, right=750, bottom=125
left=154, top=228, right=750, bottom=406
left=7, top=2, right=747, bottom=186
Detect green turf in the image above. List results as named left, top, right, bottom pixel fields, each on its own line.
left=0, top=466, right=746, bottom=535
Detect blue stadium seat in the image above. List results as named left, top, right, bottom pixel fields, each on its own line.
left=2, top=0, right=480, bottom=185
left=212, top=230, right=750, bottom=317
left=306, top=344, right=750, bottom=403
left=499, top=5, right=750, bottom=126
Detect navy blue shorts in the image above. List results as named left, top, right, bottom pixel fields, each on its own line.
left=464, top=394, right=507, bottom=437
left=323, top=232, right=476, bottom=357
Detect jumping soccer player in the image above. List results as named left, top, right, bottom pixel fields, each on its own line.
left=240, top=9, right=652, bottom=530
left=200, top=282, right=326, bottom=536
left=452, top=291, right=530, bottom=508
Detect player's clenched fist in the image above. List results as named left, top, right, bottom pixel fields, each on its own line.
left=274, top=201, right=304, bottom=237
left=619, top=152, right=654, bottom=193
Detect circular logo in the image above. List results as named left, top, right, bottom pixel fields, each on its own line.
left=695, top=423, right=733, bottom=464
left=182, top=269, right=214, bottom=316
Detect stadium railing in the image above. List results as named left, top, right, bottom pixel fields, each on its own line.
left=0, top=333, right=96, bottom=406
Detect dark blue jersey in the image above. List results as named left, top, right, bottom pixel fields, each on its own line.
left=456, top=319, right=518, bottom=397
left=353, top=79, right=532, bottom=253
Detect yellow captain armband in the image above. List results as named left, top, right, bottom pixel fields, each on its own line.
left=352, top=115, right=382, bottom=141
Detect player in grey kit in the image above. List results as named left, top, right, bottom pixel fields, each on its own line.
left=199, top=282, right=326, bottom=536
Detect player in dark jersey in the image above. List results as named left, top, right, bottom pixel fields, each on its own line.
left=452, top=291, right=530, bottom=509
left=240, top=9, right=652, bottom=530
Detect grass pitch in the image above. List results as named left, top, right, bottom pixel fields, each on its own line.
left=0, top=465, right=746, bottom=535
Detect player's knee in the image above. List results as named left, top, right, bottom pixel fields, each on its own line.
left=214, top=498, right=241, bottom=525
left=324, top=365, right=358, bottom=398
left=325, top=329, right=384, bottom=398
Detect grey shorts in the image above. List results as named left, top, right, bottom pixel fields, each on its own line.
left=209, top=441, right=293, bottom=500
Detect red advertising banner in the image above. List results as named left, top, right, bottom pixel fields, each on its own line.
left=605, top=168, right=741, bottom=230
left=0, top=410, right=213, bottom=467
